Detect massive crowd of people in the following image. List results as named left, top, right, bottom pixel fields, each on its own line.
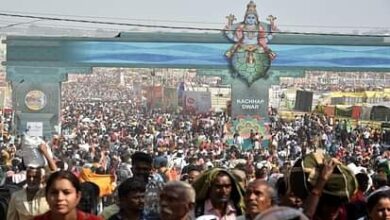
left=1, top=71, right=390, bottom=220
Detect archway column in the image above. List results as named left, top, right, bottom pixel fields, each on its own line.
left=6, top=66, right=91, bottom=138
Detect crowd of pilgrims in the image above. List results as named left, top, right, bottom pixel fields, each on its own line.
left=1, top=71, right=390, bottom=220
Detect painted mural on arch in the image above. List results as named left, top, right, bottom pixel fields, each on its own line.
left=223, top=0, right=277, bottom=86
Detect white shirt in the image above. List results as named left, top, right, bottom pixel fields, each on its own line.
left=7, top=188, right=50, bottom=220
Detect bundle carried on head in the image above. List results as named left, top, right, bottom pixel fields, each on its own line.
left=192, top=168, right=245, bottom=216
left=288, top=150, right=358, bottom=202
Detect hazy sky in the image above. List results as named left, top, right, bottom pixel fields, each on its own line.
left=0, top=0, right=389, bottom=34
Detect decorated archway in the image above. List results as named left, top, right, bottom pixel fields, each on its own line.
left=3, top=3, right=390, bottom=137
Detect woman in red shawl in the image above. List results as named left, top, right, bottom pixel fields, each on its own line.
left=34, top=170, right=101, bottom=220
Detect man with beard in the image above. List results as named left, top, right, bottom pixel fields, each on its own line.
left=131, top=152, right=153, bottom=182
left=192, top=168, right=245, bottom=220
left=7, top=167, right=50, bottom=220
left=237, top=180, right=276, bottom=220
left=159, top=181, right=195, bottom=220
left=7, top=143, right=57, bottom=220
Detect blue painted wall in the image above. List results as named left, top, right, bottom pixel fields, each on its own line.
left=65, top=41, right=390, bottom=69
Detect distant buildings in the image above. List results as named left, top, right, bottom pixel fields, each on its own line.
left=269, top=70, right=390, bottom=111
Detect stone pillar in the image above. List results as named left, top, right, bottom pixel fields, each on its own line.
left=230, top=78, right=272, bottom=148
left=6, top=66, right=91, bottom=138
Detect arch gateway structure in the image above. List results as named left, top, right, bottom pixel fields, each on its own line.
left=4, top=0, right=390, bottom=138
left=4, top=31, right=390, bottom=137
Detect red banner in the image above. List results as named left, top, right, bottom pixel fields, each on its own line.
left=323, top=106, right=335, bottom=117
left=352, top=106, right=362, bottom=120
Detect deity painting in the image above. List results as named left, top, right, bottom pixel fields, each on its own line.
left=224, top=1, right=277, bottom=86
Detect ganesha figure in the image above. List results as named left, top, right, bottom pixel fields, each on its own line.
left=224, top=1, right=277, bottom=85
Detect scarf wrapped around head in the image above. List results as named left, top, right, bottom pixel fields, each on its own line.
left=192, top=168, right=245, bottom=215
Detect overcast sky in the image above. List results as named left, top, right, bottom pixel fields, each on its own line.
left=0, top=0, right=389, bottom=34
